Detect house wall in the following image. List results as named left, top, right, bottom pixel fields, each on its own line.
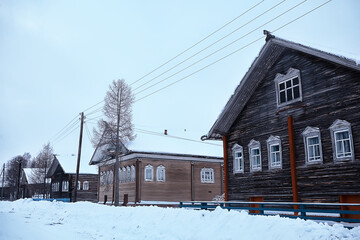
left=98, top=157, right=223, bottom=203
left=227, top=49, right=360, bottom=202
left=70, top=174, right=98, bottom=202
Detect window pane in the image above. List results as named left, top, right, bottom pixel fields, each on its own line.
left=308, top=136, right=319, bottom=145
left=279, top=82, right=285, bottom=90
left=344, top=140, right=351, bottom=154
left=308, top=146, right=314, bottom=158
left=287, top=89, right=293, bottom=101
left=293, top=86, right=300, bottom=99
left=336, top=141, right=344, bottom=155
left=286, top=80, right=292, bottom=88
left=292, top=77, right=299, bottom=85
left=280, top=91, right=286, bottom=103
left=271, top=145, right=279, bottom=152
left=314, top=145, right=320, bottom=157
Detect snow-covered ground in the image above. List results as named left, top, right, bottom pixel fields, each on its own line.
left=1, top=199, right=359, bottom=240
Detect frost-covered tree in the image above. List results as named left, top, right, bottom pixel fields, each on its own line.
left=31, top=143, right=54, bottom=198
left=6, top=154, right=30, bottom=199
left=92, top=79, right=135, bottom=206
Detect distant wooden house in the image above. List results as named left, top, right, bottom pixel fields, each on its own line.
left=21, top=168, right=51, bottom=198
left=89, top=139, right=224, bottom=204
left=203, top=33, right=360, bottom=204
left=47, top=156, right=98, bottom=202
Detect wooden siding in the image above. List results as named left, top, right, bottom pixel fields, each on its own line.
left=98, top=158, right=223, bottom=203
left=227, top=49, right=360, bottom=203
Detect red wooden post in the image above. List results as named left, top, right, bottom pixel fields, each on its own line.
left=288, top=116, right=299, bottom=215
left=222, top=136, right=229, bottom=201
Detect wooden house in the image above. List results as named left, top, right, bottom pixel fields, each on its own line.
left=20, top=168, right=51, bottom=199
left=202, top=32, right=360, bottom=204
left=47, top=156, right=98, bottom=202
left=89, top=139, right=224, bottom=204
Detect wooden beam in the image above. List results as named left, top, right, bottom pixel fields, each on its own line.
left=222, top=136, right=229, bottom=201
left=287, top=116, right=299, bottom=203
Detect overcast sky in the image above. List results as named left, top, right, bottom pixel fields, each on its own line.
left=1, top=0, right=359, bottom=174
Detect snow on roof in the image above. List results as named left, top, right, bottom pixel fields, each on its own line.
left=23, top=168, right=41, bottom=184
left=57, top=155, right=97, bottom=174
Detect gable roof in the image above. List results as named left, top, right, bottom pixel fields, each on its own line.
left=203, top=34, right=360, bottom=140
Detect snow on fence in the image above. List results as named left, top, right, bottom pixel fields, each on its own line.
left=179, top=201, right=360, bottom=226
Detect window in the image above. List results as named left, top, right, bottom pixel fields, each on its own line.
left=144, top=165, right=153, bottom=181
left=131, top=165, right=136, bottom=182
left=77, top=181, right=81, bottom=190
left=52, top=182, right=59, bottom=192
left=330, top=119, right=354, bottom=161
left=122, top=168, right=126, bottom=182
left=248, top=140, right=261, bottom=172
left=109, top=171, right=114, bottom=184
left=100, top=172, right=105, bottom=186
left=83, top=181, right=89, bottom=190
left=302, top=127, right=323, bottom=164
left=156, top=165, right=166, bottom=182
left=274, top=68, right=302, bottom=107
left=119, top=168, right=122, bottom=183
left=232, top=144, right=244, bottom=173
left=201, top=168, right=214, bottom=183
left=127, top=166, right=131, bottom=182
left=62, top=180, right=69, bottom=192
left=267, top=136, right=282, bottom=169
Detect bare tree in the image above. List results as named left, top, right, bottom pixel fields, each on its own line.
left=5, top=154, right=30, bottom=199
left=31, top=143, right=54, bottom=198
left=92, top=79, right=135, bottom=206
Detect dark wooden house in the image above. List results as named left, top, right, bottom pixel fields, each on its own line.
left=20, top=168, right=51, bottom=199
left=89, top=140, right=224, bottom=204
left=47, top=156, right=98, bottom=202
left=203, top=33, right=360, bottom=204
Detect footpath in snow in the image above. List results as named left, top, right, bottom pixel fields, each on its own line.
left=0, top=199, right=359, bottom=240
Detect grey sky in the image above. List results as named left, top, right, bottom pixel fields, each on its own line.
left=1, top=0, right=359, bottom=174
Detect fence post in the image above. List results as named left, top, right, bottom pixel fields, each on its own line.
left=299, top=205, right=306, bottom=218
left=259, top=204, right=264, bottom=215
left=201, top=202, right=207, bottom=210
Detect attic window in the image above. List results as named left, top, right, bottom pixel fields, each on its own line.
left=274, top=68, right=302, bottom=107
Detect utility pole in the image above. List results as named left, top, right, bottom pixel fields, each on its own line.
left=1, top=164, right=5, bottom=200
left=16, top=159, right=22, bottom=199
left=74, top=112, right=84, bottom=202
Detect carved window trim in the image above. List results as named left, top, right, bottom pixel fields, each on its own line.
left=248, top=140, right=262, bottom=172
left=330, top=119, right=354, bottom=162
left=156, top=165, right=166, bottom=182
left=232, top=144, right=244, bottom=174
left=131, top=165, right=136, bottom=182
left=266, top=136, right=282, bottom=169
left=302, top=127, right=323, bottom=164
left=144, top=165, right=154, bottom=181
left=274, top=68, right=303, bottom=108
left=201, top=168, right=214, bottom=183
left=83, top=181, right=89, bottom=190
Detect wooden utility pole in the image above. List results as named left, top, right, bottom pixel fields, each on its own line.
left=1, top=164, right=5, bottom=200
left=16, top=159, right=22, bottom=199
left=74, top=112, right=85, bottom=202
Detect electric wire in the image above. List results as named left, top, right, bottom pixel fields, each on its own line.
left=52, top=122, right=80, bottom=146
left=129, top=0, right=265, bottom=87
left=134, top=0, right=306, bottom=97
left=135, top=128, right=222, bottom=146
left=50, top=119, right=80, bottom=144
left=134, top=0, right=330, bottom=103
left=132, top=0, right=286, bottom=92
left=49, top=115, right=78, bottom=142
left=84, top=122, right=93, bottom=143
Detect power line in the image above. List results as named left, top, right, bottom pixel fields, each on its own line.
left=134, top=0, right=330, bottom=103
left=132, top=0, right=286, bottom=93
left=51, top=118, right=80, bottom=144
left=135, top=128, right=222, bottom=146
left=129, top=0, right=265, bottom=87
left=84, top=122, right=93, bottom=143
left=134, top=0, right=306, bottom=97
left=49, top=115, right=78, bottom=142
left=83, top=100, right=104, bottom=114
left=52, top=122, right=80, bottom=146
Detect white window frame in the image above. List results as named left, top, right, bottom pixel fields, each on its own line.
left=109, top=170, right=113, bottom=184
left=83, top=181, right=89, bottom=190
left=77, top=180, right=81, bottom=190
left=266, top=136, right=282, bottom=169
left=330, top=119, right=354, bottom=162
left=122, top=167, right=126, bottom=182
left=248, top=140, right=262, bottom=172
left=118, top=168, right=122, bottom=183
left=62, top=180, right=69, bottom=192
left=156, top=165, right=166, bottom=182
left=302, top=126, right=323, bottom=164
left=274, top=68, right=302, bottom=108
left=126, top=166, right=131, bottom=182
left=144, top=165, right=153, bottom=182
left=131, top=165, right=135, bottom=182
left=200, top=168, right=214, bottom=183
left=232, top=144, right=244, bottom=173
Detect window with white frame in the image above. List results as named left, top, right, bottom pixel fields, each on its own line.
left=144, top=165, right=153, bottom=181
left=248, top=140, right=262, bottom=171
left=201, top=168, right=214, bottom=183
left=52, top=182, right=59, bottom=192
left=232, top=144, right=244, bottom=173
left=127, top=166, right=131, bottom=182
left=156, top=165, right=166, bottom=182
left=267, top=136, right=282, bottom=169
left=274, top=68, right=302, bottom=107
left=122, top=167, right=126, bottom=182
left=131, top=165, right=135, bottom=182
left=330, top=119, right=354, bottom=161
left=109, top=170, right=114, bottom=184
left=302, top=127, right=323, bottom=164
left=83, top=181, right=89, bottom=190
left=77, top=181, right=81, bottom=190
left=62, top=180, right=69, bottom=192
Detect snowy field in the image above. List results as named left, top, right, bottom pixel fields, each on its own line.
left=1, top=199, right=359, bottom=240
